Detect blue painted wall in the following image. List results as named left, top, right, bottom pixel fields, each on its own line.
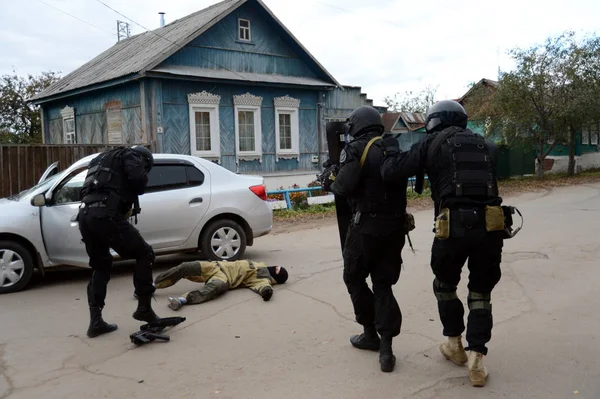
left=160, top=2, right=324, bottom=80
left=160, top=80, right=320, bottom=174
left=44, top=82, right=142, bottom=145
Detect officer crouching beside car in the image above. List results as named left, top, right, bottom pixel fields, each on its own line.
left=78, top=145, right=162, bottom=338
left=380, top=100, right=518, bottom=387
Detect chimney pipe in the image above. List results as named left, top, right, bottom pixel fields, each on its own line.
left=159, top=12, right=165, bottom=28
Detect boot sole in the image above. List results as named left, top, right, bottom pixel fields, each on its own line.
left=132, top=313, right=158, bottom=323
left=351, top=341, right=380, bottom=351
left=87, top=326, right=118, bottom=338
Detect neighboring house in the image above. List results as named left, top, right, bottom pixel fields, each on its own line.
left=382, top=111, right=426, bottom=151
left=30, top=0, right=378, bottom=189
left=456, top=77, right=600, bottom=174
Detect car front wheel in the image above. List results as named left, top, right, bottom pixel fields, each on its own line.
left=200, top=219, right=247, bottom=261
left=0, top=241, right=35, bottom=294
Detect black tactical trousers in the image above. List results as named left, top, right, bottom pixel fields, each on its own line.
left=342, top=220, right=404, bottom=337
left=78, top=206, right=156, bottom=308
left=430, top=232, right=504, bottom=355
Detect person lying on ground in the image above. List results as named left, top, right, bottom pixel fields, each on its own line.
left=153, top=259, right=289, bottom=310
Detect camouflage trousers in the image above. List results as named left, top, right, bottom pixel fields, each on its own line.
left=154, top=261, right=230, bottom=304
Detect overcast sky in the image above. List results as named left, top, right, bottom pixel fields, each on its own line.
left=1, top=0, right=598, bottom=105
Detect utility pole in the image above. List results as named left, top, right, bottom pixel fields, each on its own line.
left=117, top=20, right=131, bottom=41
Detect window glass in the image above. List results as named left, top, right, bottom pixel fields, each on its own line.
left=146, top=164, right=188, bottom=192
left=186, top=165, right=205, bottom=186
left=194, top=111, right=211, bottom=151
left=54, top=169, right=87, bottom=204
left=278, top=113, right=292, bottom=150
left=238, top=110, right=255, bottom=152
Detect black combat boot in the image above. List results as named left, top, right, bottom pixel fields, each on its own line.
left=132, top=295, right=160, bottom=323
left=379, top=334, right=396, bottom=372
left=87, top=307, right=118, bottom=338
left=350, top=325, right=381, bottom=351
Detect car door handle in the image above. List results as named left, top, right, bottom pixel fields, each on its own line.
left=189, top=197, right=203, bottom=204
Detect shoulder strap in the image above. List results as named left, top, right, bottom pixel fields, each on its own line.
left=360, top=136, right=382, bottom=168
left=426, top=128, right=460, bottom=169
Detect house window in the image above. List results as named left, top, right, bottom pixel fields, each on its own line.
left=238, top=18, right=251, bottom=41
left=60, top=106, right=76, bottom=144
left=233, top=93, right=263, bottom=162
left=188, top=91, right=221, bottom=161
left=279, top=113, right=292, bottom=149
left=238, top=110, right=256, bottom=151
left=274, top=95, right=301, bottom=160
left=591, top=123, right=599, bottom=145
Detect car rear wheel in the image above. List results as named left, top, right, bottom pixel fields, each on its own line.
left=0, top=241, right=35, bottom=294
left=200, top=219, right=247, bottom=261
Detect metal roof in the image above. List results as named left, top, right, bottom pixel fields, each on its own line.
left=150, top=65, right=335, bottom=87
left=31, top=0, right=341, bottom=103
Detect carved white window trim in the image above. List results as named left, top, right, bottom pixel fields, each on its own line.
left=188, top=91, right=221, bottom=162
left=274, top=96, right=300, bottom=161
left=234, top=93, right=263, bottom=163
left=60, top=106, right=76, bottom=144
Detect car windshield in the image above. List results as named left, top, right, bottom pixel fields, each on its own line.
left=5, top=173, right=63, bottom=201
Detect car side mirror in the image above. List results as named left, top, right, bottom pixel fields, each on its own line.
left=31, top=193, right=47, bottom=207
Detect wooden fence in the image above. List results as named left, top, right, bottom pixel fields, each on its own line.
left=0, top=144, right=145, bottom=198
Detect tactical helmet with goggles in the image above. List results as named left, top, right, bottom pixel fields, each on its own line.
left=130, top=145, right=154, bottom=172
left=344, top=106, right=385, bottom=141
left=424, top=100, right=468, bottom=134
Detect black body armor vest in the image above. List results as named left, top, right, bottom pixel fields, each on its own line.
left=427, top=127, right=499, bottom=205
left=80, top=147, right=128, bottom=204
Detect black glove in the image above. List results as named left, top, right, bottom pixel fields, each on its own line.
left=321, top=164, right=339, bottom=192
left=261, top=286, right=273, bottom=301
left=382, top=135, right=400, bottom=155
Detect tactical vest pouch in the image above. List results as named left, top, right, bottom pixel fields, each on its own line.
left=405, top=212, right=416, bottom=232
left=484, top=206, right=505, bottom=232
left=435, top=208, right=450, bottom=239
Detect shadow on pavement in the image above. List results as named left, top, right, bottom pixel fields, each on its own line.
left=26, top=252, right=207, bottom=292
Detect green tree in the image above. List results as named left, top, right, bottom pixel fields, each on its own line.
left=384, top=84, right=438, bottom=113
left=0, top=70, right=61, bottom=144
left=469, top=31, right=600, bottom=178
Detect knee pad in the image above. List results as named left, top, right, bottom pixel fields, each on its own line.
left=468, top=291, right=491, bottom=311
left=433, top=278, right=458, bottom=301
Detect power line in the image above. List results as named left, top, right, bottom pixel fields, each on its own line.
left=37, top=0, right=117, bottom=37
left=93, top=0, right=250, bottom=81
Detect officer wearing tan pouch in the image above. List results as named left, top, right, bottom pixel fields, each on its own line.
left=381, top=100, right=521, bottom=387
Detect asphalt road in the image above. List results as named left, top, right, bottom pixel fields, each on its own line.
left=1, top=183, right=599, bottom=399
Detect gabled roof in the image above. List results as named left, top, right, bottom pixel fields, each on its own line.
left=457, top=78, right=499, bottom=104
left=31, top=0, right=341, bottom=103
left=382, top=111, right=426, bottom=132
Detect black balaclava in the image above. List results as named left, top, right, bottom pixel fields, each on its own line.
left=267, top=266, right=288, bottom=284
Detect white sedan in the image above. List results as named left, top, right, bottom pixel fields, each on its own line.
left=0, top=153, right=273, bottom=294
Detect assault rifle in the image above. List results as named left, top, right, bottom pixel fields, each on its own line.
left=130, top=316, right=186, bottom=346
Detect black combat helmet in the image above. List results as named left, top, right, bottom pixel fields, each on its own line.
left=131, top=145, right=154, bottom=171
left=345, top=106, right=385, bottom=138
left=424, top=100, right=468, bottom=134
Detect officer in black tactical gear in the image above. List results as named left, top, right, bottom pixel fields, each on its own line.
left=326, top=106, right=409, bottom=373
left=381, top=100, right=505, bottom=387
left=78, top=145, right=161, bottom=338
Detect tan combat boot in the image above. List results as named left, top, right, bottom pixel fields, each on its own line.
left=439, top=335, right=468, bottom=366
left=467, top=350, right=489, bottom=387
